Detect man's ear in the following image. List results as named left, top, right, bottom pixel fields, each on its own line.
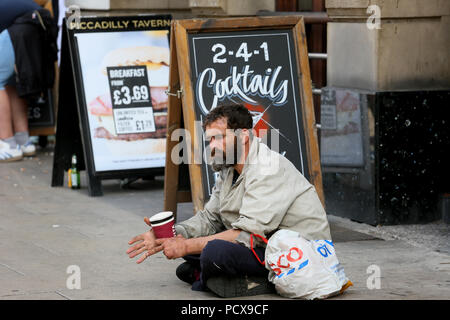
left=241, top=128, right=251, bottom=145
left=234, top=128, right=252, bottom=145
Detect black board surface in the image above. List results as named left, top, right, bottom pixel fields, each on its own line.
left=187, top=29, right=310, bottom=198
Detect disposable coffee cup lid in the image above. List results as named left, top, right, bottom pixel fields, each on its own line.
left=150, top=211, right=174, bottom=225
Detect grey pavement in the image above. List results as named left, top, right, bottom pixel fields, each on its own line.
left=0, top=145, right=449, bottom=300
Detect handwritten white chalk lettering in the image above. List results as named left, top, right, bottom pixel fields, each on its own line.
left=197, top=65, right=288, bottom=114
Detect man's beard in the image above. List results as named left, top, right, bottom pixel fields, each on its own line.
left=210, top=136, right=241, bottom=172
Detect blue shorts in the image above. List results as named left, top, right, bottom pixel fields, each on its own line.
left=0, top=29, right=15, bottom=90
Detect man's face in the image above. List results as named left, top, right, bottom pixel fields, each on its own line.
left=204, top=118, right=239, bottom=171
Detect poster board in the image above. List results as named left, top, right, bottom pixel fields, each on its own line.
left=27, top=89, right=55, bottom=128
left=51, top=15, right=171, bottom=196
left=320, top=88, right=365, bottom=167
left=164, top=16, right=323, bottom=215
left=28, top=75, right=57, bottom=139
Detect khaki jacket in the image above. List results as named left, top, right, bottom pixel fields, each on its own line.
left=175, top=138, right=331, bottom=249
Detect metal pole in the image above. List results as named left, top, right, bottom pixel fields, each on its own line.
left=308, top=53, right=328, bottom=59
left=257, top=11, right=331, bottom=24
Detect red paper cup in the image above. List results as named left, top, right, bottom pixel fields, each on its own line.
left=150, top=211, right=176, bottom=239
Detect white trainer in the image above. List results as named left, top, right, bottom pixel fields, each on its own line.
left=0, top=140, right=23, bottom=162
left=20, top=140, right=36, bottom=157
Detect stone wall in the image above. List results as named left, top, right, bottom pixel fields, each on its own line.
left=326, top=0, right=450, bottom=91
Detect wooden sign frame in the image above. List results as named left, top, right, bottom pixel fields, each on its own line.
left=164, top=16, right=324, bottom=216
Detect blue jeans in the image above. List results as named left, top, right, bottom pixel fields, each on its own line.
left=0, top=29, right=15, bottom=90
left=183, top=239, right=268, bottom=291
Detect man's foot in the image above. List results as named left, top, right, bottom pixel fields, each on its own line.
left=0, top=140, right=23, bottom=162
left=206, top=275, right=275, bottom=298
left=20, top=140, right=36, bottom=157
left=176, top=262, right=200, bottom=285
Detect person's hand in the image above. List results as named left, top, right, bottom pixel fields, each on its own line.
left=156, top=234, right=188, bottom=260
left=127, top=217, right=163, bottom=264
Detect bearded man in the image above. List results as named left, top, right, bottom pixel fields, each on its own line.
left=127, top=104, right=331, bottom=298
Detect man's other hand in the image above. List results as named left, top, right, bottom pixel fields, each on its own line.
left=156, top=235, right=188, bottom=260
left=126, top=217, right=163, bottom=264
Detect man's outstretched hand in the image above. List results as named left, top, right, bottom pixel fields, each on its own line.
left=127, top=217, right=163, bottom=264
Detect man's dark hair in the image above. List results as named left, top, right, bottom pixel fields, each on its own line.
left=203, top=104, right=253, bottom=131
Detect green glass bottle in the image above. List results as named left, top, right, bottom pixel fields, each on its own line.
left=71, top=154, right=81, bottom=189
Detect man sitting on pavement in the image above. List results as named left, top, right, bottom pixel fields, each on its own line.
left=127, top=104, right=331, bottom=298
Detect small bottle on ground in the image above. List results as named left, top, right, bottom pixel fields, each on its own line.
left=70, top=154, right=80, bottom=189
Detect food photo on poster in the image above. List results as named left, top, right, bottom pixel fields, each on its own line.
left=74, top=30, right=169, bottom=172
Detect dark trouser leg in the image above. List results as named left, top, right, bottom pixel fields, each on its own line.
left=192, top=239, right=267, bottom=291
left=182, top=254, right=201, bottom=268
left=175, top=255, right=201, bottom=285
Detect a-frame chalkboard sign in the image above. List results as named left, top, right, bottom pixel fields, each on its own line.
left=164, top=16, right=324, bottom=216
left=52, top=15, right=171, bottom=196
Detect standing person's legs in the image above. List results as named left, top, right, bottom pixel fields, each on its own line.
left=0, top=29, right=16, bottom=142
left=0, top=29, right=35, bottom=156
left=0, top=29, right=23, bottom=162
left=0, top=88, right=23, bottom=161
left=0, top=89, right=14, bottom=140
left=6, top=85, right=35, bottom=156
left=7, top=85, right=28, bottom=134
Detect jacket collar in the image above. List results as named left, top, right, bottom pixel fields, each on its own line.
left=241, top=136, right=261, bottom=176
left=220, top=136, right=261, bottom=187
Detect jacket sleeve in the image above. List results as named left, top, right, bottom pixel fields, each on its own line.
left=174, top=173, right=224, bottom=238
left=232, top=162, right=300, bottom=249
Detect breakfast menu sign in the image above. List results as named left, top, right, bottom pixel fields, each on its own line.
left=107, top=66, right=156, bottom=134
left=71, top=15, right=171, bottom=172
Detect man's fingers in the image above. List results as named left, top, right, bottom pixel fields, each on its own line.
left=151, top=245, right=164, bottom=254
left=128, top=246, right=146, bottom=258
left=136, top=245, right=164, bottom=264
left=144, top=217, right=152, bottom=227
left=128, top=235, right=143, bottom=245
left=126, top=241, right=144, bottom=254
left=163, top=247, right=178, bottom=260
left=146, top=245, right=164, bottom=257
left=136, top=251, right=149, bottom=264
left=162, top=249, right=170, bottom=259
left=127, top=242, right=144, bottom=254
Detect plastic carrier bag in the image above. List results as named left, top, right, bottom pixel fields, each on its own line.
left=252, top=230, right=352, bottom=299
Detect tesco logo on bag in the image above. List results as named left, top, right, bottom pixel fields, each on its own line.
left=269, top=246, right=310, bottom=278
left=270, top=240, right=335, bottom=278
